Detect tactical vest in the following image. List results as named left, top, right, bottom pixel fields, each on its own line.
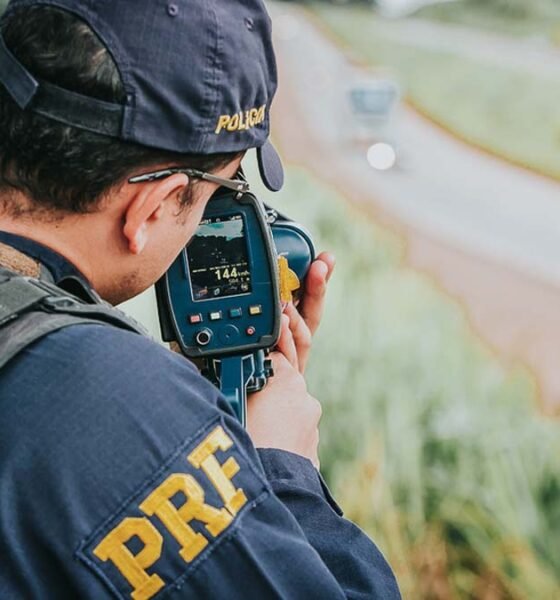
left=0, top=244, right=148, bottom=371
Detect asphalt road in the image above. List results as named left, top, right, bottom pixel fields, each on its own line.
left=272, top=5, right=560, bottom=286
left=270, top=4, right=560, bottom=412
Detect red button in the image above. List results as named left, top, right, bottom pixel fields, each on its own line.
left=246, top=326, right=256, bottom=336
left=189, top=314, right=202, bottom=324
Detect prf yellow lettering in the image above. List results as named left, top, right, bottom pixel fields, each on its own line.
left=188, top=425, right=247, bottom=515
left=93, top=517, right=164, bottom=600
left=139, top=473, right=232, bottom=563
left=93, top=427, right=246, bottom=599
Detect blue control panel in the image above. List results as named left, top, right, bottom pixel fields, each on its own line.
left=157, top=191, right=281, bottom=358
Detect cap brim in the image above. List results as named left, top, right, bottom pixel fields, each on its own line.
left=257, top=139, right=284, bottom=192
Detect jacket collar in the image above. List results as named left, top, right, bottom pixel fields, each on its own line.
left=0, top=231, right=99, bottom=303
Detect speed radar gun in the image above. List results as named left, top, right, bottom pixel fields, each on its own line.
left=156, top=187, right=315, bottom=426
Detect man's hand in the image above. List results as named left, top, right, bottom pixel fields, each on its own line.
left=279, top=251, right=335, bottom=373
left=246, top=350, right=322, bottom=468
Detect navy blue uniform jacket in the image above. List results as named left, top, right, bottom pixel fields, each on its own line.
left=0, top=232, right=401, bottom=599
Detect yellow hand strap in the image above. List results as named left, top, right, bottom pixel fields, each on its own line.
left=277, top=256, right=300, bottom=304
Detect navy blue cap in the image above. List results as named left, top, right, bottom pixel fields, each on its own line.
left=0, top=0, right=284, bottom=191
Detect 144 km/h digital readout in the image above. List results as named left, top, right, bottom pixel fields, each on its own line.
left=187, top=214, right=252, bottom=301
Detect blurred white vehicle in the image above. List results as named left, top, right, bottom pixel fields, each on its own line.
left=377, top=0, right=457, bottom=18
left=343, top=74, right=401, bottom=168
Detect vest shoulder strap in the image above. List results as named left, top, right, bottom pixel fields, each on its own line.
left=0, top=310, right=112, bottom=370
left=0, top=266, right=149, bottom=371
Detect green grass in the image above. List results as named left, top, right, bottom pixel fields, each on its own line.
left=253, top=164, right=560, bottom=599
left=313, top=4, right=560, bottom=181
left=417, top=0, right=560, bottom=39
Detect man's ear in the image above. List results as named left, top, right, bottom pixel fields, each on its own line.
left=123, top=174, right=189, bottom=254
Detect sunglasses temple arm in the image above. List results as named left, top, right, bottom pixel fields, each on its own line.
left=200, top=172, right=249, bottom=193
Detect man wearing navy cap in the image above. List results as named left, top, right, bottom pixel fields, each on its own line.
left=0, top=1, right=400, bottom=598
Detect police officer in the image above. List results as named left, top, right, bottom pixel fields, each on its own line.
left=0, top=1, right=401, bottom=598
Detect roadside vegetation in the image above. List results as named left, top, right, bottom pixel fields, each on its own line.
left=254, top=164, right=560, bottom=599
left=312, top=3, right=560, bottom=181
left=417, top=0, right=560, bottom=40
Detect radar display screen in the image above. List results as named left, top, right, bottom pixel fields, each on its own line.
left=187, top=214, right=252, bottom=301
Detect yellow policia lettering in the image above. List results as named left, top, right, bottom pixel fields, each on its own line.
left=227, top=114, right=240, bottom=132
left=93, top=518, right=164, bottom=600
left=215, top=114, right=230, bottom=134
left=215, top=104, right=266, bottom=134
left=92, top=426, right=247, bottom=600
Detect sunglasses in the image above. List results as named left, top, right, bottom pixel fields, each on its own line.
left=128, top=167, right=250, bottom=194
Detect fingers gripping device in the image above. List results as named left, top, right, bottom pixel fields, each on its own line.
left=156, top=188, right=315, bottom=425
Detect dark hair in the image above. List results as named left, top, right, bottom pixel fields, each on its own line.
left=0, top=6, right=240, bottom=216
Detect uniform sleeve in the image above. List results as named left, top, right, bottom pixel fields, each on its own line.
left=258, top=449, right=401, bottom=599
left=75, top=409, right=401, bottom=600
left=0, top=324, right=400, bottom=600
